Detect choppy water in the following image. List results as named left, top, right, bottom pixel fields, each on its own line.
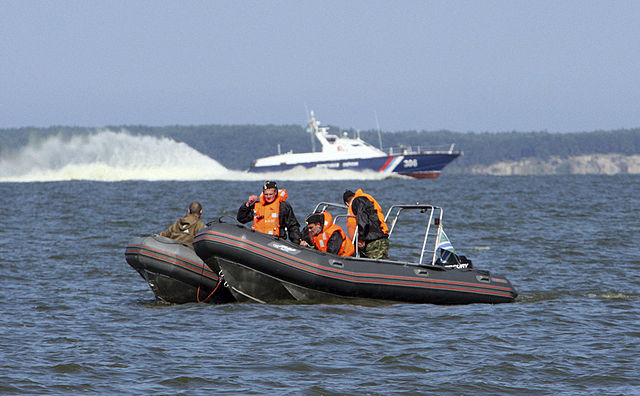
left=1, top=133, right=639, bottom=394
left=1, top=175, right=639, bottom=394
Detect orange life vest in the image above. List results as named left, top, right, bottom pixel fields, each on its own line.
left=311, top=212, right=355, bottom=257
left=346, top=189, right=389, bottom=240
left=253, top=189, right=288, bottom=236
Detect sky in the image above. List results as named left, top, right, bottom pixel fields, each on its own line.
left=2, top=1, right=640, bottom=133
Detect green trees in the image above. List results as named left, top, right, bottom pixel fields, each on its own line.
left=1, top=124, right=638, bottom=171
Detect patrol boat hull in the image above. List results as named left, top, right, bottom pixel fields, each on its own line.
left=193, top=222, right=518, bottom=305
left=248, top=152, right=461, bottom=179
left=125, top=235, right=235, bottom=304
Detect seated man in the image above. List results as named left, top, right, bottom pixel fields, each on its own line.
left=301, top=211, right=355, bottom=257
left=159, top=201, right=205, bottom=244
left=237, top=180, right=301, bottom=244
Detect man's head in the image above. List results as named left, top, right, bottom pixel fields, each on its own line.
left=263, top=180, right=278, bottom=204
left=305, top=213, right=324, bottom=236
left=343, top=190, right=355, bottom=206
left=188, top=201, right=203, bottom=217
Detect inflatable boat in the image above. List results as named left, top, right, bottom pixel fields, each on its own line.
left=125, top=234, right=235, bottom=304
left=193, top=204, right=518, bottom=304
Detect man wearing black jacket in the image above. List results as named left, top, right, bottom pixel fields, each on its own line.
left=343, top=189, right=389, bottom=259
left=237, top=181, right=301, bottom=244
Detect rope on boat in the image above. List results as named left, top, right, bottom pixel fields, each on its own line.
left=196, top=265, right=222, bottom=303
left=229, top=286, right=267, bottom=304
left=196, top=277, right=222, bottom=303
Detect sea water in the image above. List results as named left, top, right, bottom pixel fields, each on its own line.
left=0, top=132, right=638, bottom=394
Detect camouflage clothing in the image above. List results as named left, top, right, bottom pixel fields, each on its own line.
left=362, top=237, right=389, bottom=259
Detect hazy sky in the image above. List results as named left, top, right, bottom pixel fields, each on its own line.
left=2, top=1, right=639, bottom=132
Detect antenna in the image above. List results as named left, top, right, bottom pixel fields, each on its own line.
left=374, top=111, right=383, bottom=150
left=306, top=108, right=316, bottom=153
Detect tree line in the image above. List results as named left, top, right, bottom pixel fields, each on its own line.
left=1, top=124, right=639, bottom=171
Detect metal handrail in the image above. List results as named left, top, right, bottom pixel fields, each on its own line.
left=383, top=204, right=443, bottom=266
left=308, top=202, right=452, bottom=263
left=312, top=201, right=347, bottom=213
left=333, top=213, right=359, bottom=256
left=386, top=144, right=459, bottom=156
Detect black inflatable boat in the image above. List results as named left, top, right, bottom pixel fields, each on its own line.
left=125, top=235, right=234, bottom=304
left=193, top=204, right=518, bottom=304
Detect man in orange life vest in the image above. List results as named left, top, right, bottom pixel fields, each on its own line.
left=343, top=189, right=390, bottom=259
left=300, top=211, right=355, bottom=257
left=237, top=181, right=302, bottom=244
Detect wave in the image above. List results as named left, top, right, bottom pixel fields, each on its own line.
left=0, top=130, right=387, bottom=182
left=469, top=246, right=491, bottom=251
left=587, top=292, right=638, bottom=300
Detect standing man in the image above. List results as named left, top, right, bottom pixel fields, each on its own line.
left=343, top=189, right=389, bottom=259
left=237, top=181, right=301, bottom=244
left=159, top=201, right=206, bottom=245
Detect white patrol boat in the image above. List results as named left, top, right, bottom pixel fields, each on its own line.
left=248, top=111, right=461, bottom=178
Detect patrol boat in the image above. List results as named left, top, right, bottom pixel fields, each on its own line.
left=125, top=234, right=234, bottom=304
left=247, top=111, right=461, bottom=178
left=193, top=203, right=518, bottom=304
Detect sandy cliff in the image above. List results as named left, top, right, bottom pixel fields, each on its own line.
left=468, top=154, right=640, bottom=175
